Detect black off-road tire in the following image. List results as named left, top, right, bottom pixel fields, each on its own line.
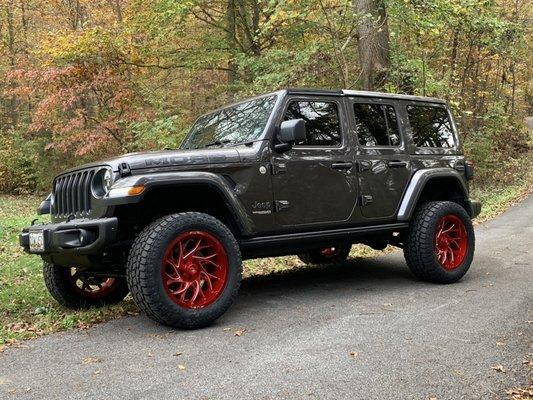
left=298, top=243, right=351, bottom=266
left=404, top=201, right=475, bottom=284
left=43, top=263, right=129, bottom=309
left=126, top=212, right=242, bottom=329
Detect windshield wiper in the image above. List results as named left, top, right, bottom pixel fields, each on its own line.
left=204, top=139, right=231, bottom=148
left=227, top=138, right=267, bottom=147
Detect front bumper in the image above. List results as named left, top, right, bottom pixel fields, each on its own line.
left=469, top=200, right=482, bottom=218
left=20, top=218, right=118, bottom=255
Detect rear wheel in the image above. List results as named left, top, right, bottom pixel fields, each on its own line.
left=43, top=263, right=129, bottom=309
left=126, top=212, right=242, bottom=329
left=298, top=244, right=351, bottom=266
left=404, top=201, right=475, bottom=283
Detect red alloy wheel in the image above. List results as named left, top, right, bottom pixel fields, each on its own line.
left=434, top=214, right=468, bottom=270
left=161, top=231, right=229, bottom=309
left=320, top=246, right=341, bottom=258
left=68, top=268, right=119, bottom=299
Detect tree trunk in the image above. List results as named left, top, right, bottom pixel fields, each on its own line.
left=354, top=0, right=390, bottom=90
left=226, top=0, right=237, bottom=96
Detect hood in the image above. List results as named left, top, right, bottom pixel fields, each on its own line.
left=58, top=148, right=242, bottom=175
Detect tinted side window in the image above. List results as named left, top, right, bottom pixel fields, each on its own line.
left=407, top=105, right=455, bottom=148
left=284, top=101, right=341, bottom=146
left=353, top=103, right=400, bottom=147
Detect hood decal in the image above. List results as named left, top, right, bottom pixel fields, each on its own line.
left=144, top=152, right=239, bottom=168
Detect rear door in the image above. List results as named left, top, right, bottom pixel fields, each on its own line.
left=347, top=97, right=411, bottom=220
left=271, top=96, right=358, bottom=228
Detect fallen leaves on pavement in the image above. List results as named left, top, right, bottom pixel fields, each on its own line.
left=81, top=357, right=102, bottom=365
left=491, top=364, right=506, bottom=373
left=234, top=328, right=247, bottom=337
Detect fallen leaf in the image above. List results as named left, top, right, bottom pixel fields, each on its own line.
left=173, top=352, right=183, bottom=357
left=93, top=370, right=101, bottom=376
left=496, top=342, right=505, bottom=347
left=491, top=364, right=506, bottom=373
left=234, top=328, right=247, bottom=337
left=82, top=357, right=102, bottom=365
left=349, top=351, right=358, bottom=358
left=147, top=352, right=154, bottom=358
left=178, top=364, right=186, bottom=371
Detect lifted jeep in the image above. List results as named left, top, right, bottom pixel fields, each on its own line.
left=20, top=88, right=481, bottom=329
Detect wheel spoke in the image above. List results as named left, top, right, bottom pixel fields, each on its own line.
left=183, top=238, right=203, bottom=259
left=192, top=253, right=217, bottom=261
left=198, top=258, right=221, bottom=269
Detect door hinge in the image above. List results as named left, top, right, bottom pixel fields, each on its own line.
left=274, top=200, right=290, bottom=212
left=271, top=162, right=287, bottom=175
left=360, top=195, right=373, bottom=206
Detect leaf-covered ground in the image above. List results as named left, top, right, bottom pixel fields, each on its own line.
left=0, top=175, right=531, bottom=347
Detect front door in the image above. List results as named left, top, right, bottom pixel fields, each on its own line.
left=271, top=97, right=358, bottom=228
left=347, top=97, right=411, bottom=220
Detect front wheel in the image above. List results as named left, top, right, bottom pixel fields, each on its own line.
left=404, top=201, right=475, bottom=284
left=43, top=264, right=129, bottom=309
left=126, top=212, right=242, bottom=329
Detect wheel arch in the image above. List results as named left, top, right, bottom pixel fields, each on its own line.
left=107, top=172, right=253, bottom=238
left=397, top=168, right=470, bottom=221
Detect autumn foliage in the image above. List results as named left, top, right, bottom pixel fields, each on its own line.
left=0, top=0, right=531, bottom=193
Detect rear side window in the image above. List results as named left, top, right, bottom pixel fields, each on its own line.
left=283, top=101, right=341, bottom=146
left=407, top=105, right=455, bottom=148
left=353, top=103, right=400, bottom=147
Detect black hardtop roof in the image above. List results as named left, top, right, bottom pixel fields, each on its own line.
left=285, top=88, right=446, bottom=104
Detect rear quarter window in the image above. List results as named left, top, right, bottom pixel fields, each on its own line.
left=407, top=105, right=455, bottom=148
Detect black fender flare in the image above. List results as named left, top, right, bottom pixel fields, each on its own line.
left=103, top=171, right=253, bottom=236
left=397, top=168, right=469, bottom=221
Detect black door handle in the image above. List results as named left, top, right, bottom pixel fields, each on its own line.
left=388, top=160, right=407, bottom=168
left=331, top=162, right=353, bottom=170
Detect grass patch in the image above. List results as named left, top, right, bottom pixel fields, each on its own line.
left=1, top=172, right=531, bottom=347
left=0, top=195, right=137, bottom=348
left=471, top=161, right=533, bottom=223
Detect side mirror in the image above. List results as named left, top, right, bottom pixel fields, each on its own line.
left=275, top=119, right=306, bottom=152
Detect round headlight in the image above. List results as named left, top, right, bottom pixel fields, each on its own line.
left=92, top=168, right=113, bottom=198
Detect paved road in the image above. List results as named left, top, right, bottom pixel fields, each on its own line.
left=1, top=197, right=532, bottom=400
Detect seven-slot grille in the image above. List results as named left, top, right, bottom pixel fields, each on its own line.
left=52, top=169, right=96, bottom=217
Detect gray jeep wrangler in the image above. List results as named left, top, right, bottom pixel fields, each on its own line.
left=20, top=88, right=481, bottom=329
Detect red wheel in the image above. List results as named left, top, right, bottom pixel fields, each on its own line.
left=298, top=243, right=351, bottom=265
left=43, top=263, right=129, bottom=309
left=161, top=231, right=229, bottom=309
left=434, top=214, right=468, bottom=270
left=320, top=246, right=342, bottom=258
left=68, top=268, right=122, bottom=299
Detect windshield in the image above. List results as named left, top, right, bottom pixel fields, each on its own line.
left=181, top=95, right=277, bottom=149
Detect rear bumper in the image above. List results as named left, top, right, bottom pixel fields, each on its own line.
left=468, top=200, right=482, bottom=218
left=20, top=218, right=118, bottom=256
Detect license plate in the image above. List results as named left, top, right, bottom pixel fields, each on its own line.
left=29, top=231, right=45, bottom=252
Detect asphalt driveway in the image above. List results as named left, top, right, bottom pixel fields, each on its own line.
left=1, top=197, right=531, bottom=399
